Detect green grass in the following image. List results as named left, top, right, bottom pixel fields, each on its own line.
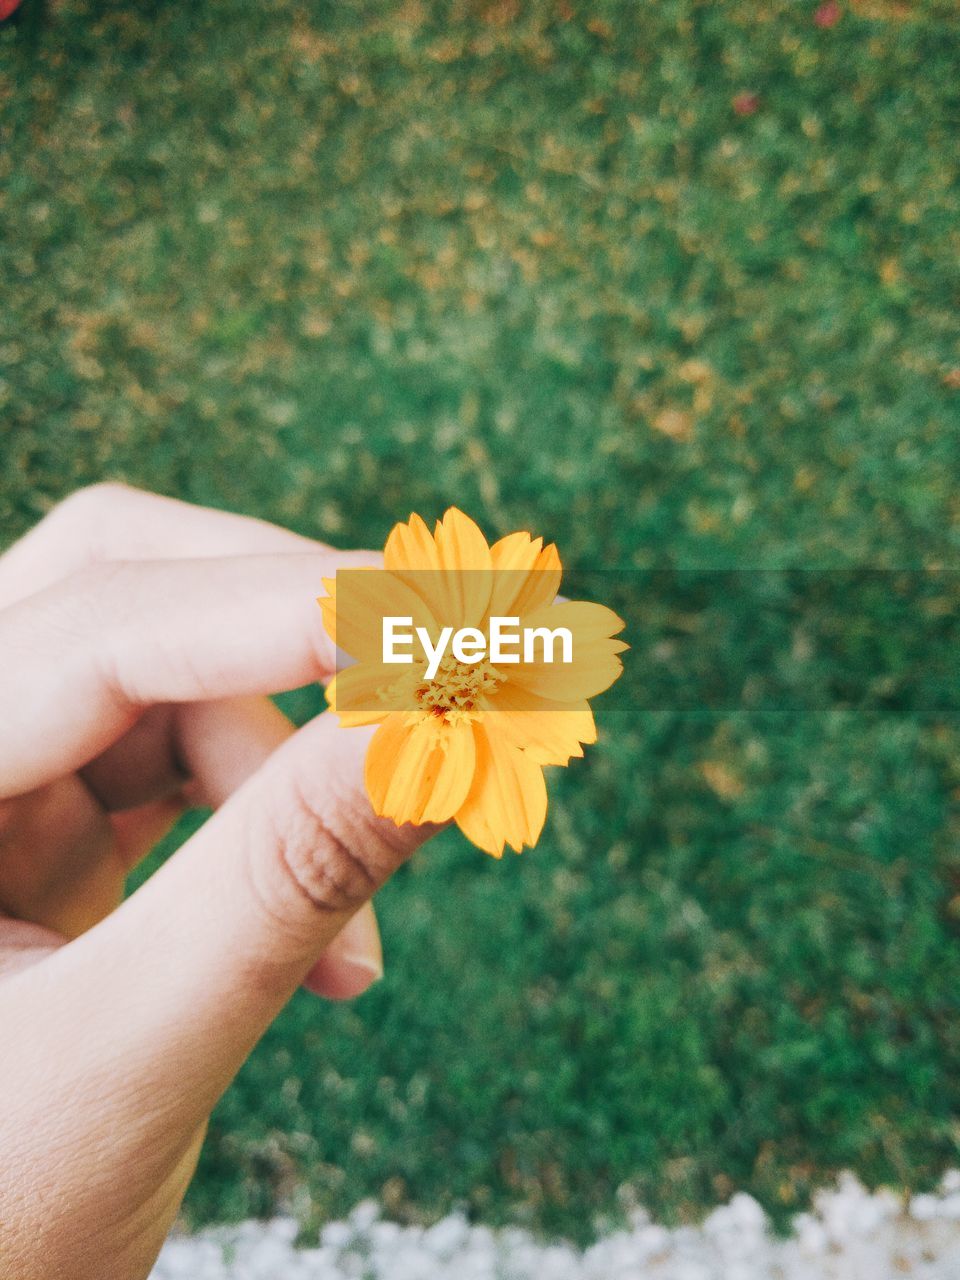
left=3, top=0, right=960, bottom=1244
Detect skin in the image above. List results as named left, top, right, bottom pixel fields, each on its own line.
left=0, top=484, right=438, bottom=1280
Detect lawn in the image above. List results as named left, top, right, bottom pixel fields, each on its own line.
left=2, top=0, right=960, bottom=1244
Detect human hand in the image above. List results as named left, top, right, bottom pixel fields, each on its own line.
left=0, top=484, right=437, bottom=1280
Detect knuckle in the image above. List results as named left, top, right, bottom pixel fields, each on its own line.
left=51, top=482, right=134, bottom=542
left=23, top=560, right=152, bottom=706
left=23, top=560, right=133, bottom=643
left=46, top=483, right=151, bottom=578
left=69, top=557, right=133, bottom=595
left=260, top=766, right=394, bottom=920
left=61, top=480, right=134, bottom=511
left=58, top=560, right=135, bottom=633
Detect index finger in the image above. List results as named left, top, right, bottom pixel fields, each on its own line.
left=0, top=483, right=322, bottom=610
left=0, top=552, right=365, bottom=797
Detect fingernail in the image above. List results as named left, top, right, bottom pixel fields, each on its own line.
left=302, top=949, right=383, bottom=1000
left=302, top=901, right=384, bottom=999
left=336, top=900, right=383, bottom=977
left=339, top=949, right=384, bottom=983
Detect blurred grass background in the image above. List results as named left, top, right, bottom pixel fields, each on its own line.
left=3, top=0, right=960, bottom=1244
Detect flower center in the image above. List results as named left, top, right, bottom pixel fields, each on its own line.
left=414, top=655, right=504, bottom=725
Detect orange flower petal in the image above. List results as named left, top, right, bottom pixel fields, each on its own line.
left=489, top=530, right=544, bottom=574
left=431, top=507, right=494, bottom=628
left=421, top=721, right=477, bottom=823
left=511, top=600, right=627, bottom=701
left=485, top=682, right=597, bottom=766
left=326, top=663, right=410, bottom=727
left=320, top=569, right=436, bottom=663
left=506, top=542, right=562, bottom=618
left=454, top=724, right=547, bottom=857
left=434, top=507, right=492, bottom=573
left=385, top=509, right=490, bottom=630
left=384, top=512, right=443, bottom=574
left=486, top=533, right=562, bottom=622
left=366, top=714, right=476, bottom=826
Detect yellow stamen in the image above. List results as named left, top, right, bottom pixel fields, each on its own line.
left=413, top=655, right=504, bottom=726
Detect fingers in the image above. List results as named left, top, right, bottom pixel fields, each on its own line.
left=90, top=696, right=387, bottom=998
left=80, top=695, right=289, bottom=817
left=172, top=695, right=385, bottom=1001
left=0, top=551, right=369, bottom=797
left=303, top=901, right=383, bottom=998
left=0, top=693, right=387, bottom=995
left=0, top=487, right=388, bottom=990
left=109, top=795, right=190, bottom=871
left=79, top=705, right=186, bottom=813
left=0, top=919, right=64, bottom=979
left=0, top=482, right=360, bottom=807
left=0, top=776, right=122, bottom=937
left=0, top=713, right=434, bottom=1164
left=0, top=482, right=321, bottom=609
left=173, top=695, right=296, bottom=809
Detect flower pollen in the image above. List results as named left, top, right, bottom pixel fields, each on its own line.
left=414, top=655, right=504, bottom=726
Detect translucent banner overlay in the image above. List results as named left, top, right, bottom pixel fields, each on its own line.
left=323, top=569, right=960, bottom=714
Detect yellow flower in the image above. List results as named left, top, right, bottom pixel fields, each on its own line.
left=319, top=509, right=626, bottom=857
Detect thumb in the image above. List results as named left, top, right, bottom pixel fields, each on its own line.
left=2, top=711, right=434, bottom=1147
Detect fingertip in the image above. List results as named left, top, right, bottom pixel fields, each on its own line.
left=301, top=899, right=383, bottom=1000
left=302, top=950, right=383, bottom=1000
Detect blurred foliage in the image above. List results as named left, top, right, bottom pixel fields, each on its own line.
left=3, top=0, right=960, bottom=1245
